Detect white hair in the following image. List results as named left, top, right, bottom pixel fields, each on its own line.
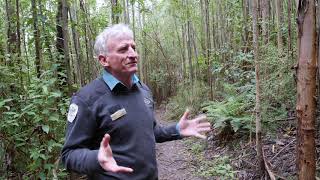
left=94, top=24, right=134, bottom=57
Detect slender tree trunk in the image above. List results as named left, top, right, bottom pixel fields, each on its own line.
left=174, top=17, right=184, bottom=82
left=204, top=0, right=212, bottom=100
left=22, top=28, right=30, bottom=84
left=15, top=0, right=22, bottom=88
left=122, top=0, right=129, bottom=24
left=39, top=0, right=54, bottom=63
left=242, top=0, right=249, bottom=52
left=287, top=0, right=293, bottom=60
left=182, top=24, right=187, bottom=81
left=70, top=3, right=84, bottom=86
left=296, top=0, right=317, bottom=179
left=111, top=0, right=119, bottom=24
left=137, top=3, right=144, bottom=82
left=187, top=21, right=193, bottom=84
left=131, top=0, right=135, bottom=38
left=253, top=0, right=265, bottom=176
left=261, top=0, right=269, bottom=44
left=62, top=0, right=71, bottom=92
left=56, top=0, right=71, bottom=93
left=275, top=0, right=284, bottom=54
left=199, top=0, right=206, bottom=56
left=80, top=0, right=92, bottom=83
left=31, top=0, right=42, bottom=78
left=191, top=24, right=199, bottom=80
left=5, top=0, right=17, bottom=67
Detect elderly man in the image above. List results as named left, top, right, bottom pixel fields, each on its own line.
left=61, top=24, right=211, bottom=180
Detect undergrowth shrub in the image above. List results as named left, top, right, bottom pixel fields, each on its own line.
left=0, top=64, right=68, bottom=179
left=197, top=155, right=235, bottom=179
left=164, top=81, right=209, bottom=120
left=201, top=83, right=254, bottom=132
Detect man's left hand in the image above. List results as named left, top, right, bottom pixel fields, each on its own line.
left=178, top=109, right=211, bottom=139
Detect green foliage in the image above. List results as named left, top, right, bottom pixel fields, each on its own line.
left=0, top=64, right=68, bottom=179
left=198, top=155, right=236, bottom=179
left=165, top=81, right=209, bottom=120
left=259, top=44, right=296, bottom=122
left=202, top=83, right=254, bottom=132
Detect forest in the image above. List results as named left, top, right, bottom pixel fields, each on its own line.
left=0, top=0, right=318, bottom=179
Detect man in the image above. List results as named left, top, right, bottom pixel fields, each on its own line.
left=61, top=24, right=211, bottom=180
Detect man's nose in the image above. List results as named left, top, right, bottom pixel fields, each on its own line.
left=128, top=47, right=138, bottom=58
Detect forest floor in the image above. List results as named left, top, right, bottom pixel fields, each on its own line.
left=155, top=107, right=320, bottom=180
left=155, top=109, right=204, bottom=180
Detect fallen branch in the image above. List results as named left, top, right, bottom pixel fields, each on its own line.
left=262, top=149, right=276, bottom=180
left=270, top=139, right=296, bottom=161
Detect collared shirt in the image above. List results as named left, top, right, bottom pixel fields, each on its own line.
left=102, top=70, right=139, bottom=91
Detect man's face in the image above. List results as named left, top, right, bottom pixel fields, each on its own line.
left=104, top=35, right=138, bottom=77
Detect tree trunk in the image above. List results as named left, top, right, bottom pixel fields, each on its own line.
left=111, top=0, right=119, bottom=24
left=296, top=0, right=317, bottom=179
left=5, top=0, right=17, bottom=67
left=61, top=0, right=71, bottom=92
left=242, top=0, right=249, bottom=52
left=15, top=0, right=22, bottom=88
left=261, top=0, right=269, bottom=44
left=56, top=0, right=71, bottom=93
left=191, top=24, right=199, bottom=80
left=70, top=3, right=85, bottom=86
left=80, top=0, right=92, bottom=83
left=182, top=24, right=187, bottom=81
left=204, top=0, right=212, bottom=100
left=275, top=0, right=284, bottom=54
left=186, top=21, right=193, bottom=84
left=39, top=0, right=54, bottom=64
left=253, top=0, right=265, bottom=176
left=199, top=0, right=206, bottom=56
left=31, top=0, right=42, bottom=78
left=122, top=0, right=129, bottom=24
left=131, top=0, right=135, bottom=38
left=287, top=0, right=293, bottom=60
left=174, top=17, right=184, bottom=82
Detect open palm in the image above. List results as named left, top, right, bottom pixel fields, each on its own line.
left=178, top=109, right=211, bottom=139
left=98, top=134, right=133, bottom=173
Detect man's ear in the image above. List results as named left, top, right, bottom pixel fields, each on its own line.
left=98, top=55, right=109, bottom=67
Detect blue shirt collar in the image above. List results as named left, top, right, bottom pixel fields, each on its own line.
left=102, top=70, right=139, bottom=90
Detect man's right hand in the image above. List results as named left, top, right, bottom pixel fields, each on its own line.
left=98, top=134, right=133, bottom=173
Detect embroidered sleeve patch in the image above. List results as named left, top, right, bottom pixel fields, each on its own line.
left=67, top=103, right=78, bottom=123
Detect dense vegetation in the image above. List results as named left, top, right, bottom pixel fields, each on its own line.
left=0, top=0, right=317, bottom=179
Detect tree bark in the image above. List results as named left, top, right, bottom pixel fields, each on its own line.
left=253, top=0, right=265, bottom=176
left=31, top=0, right=42, bottom=78
left=5, top=0, right=17, bottom=67
left=186, top=21, right=193, bottom=84
left=275, top=0, right=284, bottom=54
left=287, top=0, right=293, bottom=60
left=56, top=0, right=71, bottom=93
left=296, top=0, right=317, bottom=179
left=15, top=0, right=22, bottom=88
left=70, top=3, right=85, bottom=86
left=111, top=0, right=120, bottom=24
left=242, top=0, right=249, bottom=52
left=204, top=0, right=212, bottom=100
left=122, top=0, right=129, bottom=24
left=261, top=0, right=269, bottom=44
left=39, top=0, right=54, bottom=63
left=131, top=0, right=135, bottom=38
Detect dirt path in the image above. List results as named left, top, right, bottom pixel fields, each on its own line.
left=155, top=109, right=204, bottom=180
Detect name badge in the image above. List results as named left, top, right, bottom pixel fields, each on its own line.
left=111, top=108, right=127, bottom=121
